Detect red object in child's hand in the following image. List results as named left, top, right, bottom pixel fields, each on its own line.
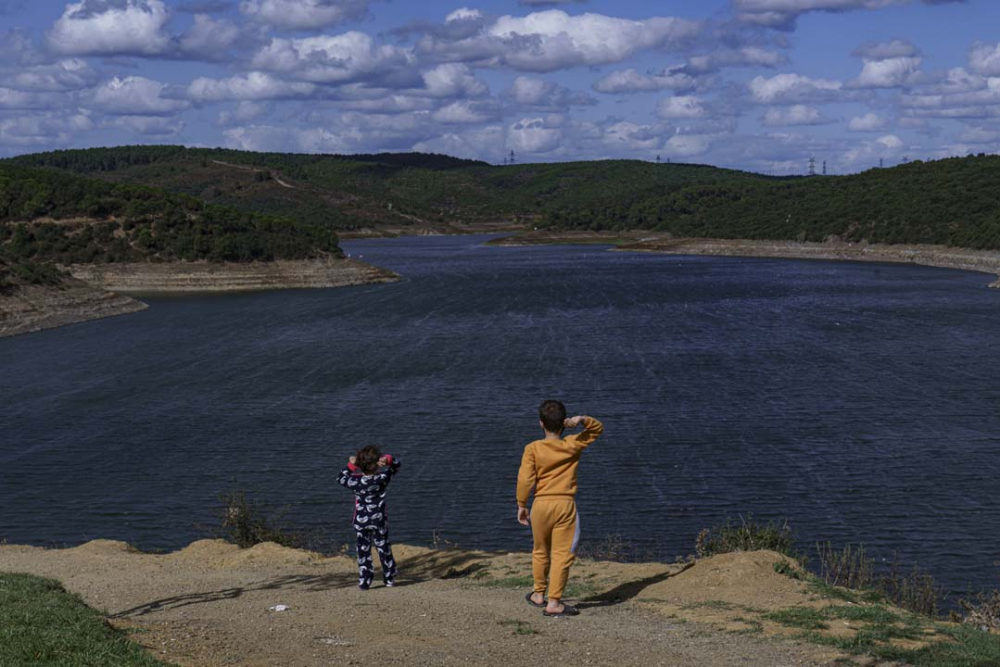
left=383, top=455, right=393, bottom=465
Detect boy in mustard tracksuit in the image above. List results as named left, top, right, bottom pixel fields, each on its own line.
left=517, top=400, right=603, bottom=617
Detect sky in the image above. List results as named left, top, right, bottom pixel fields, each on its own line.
left=2, top=0, right=1000, bottom=173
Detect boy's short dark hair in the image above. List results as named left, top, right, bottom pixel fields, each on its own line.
left=539, top=400, right=567, bottom=433
left=356, top=445, right=382, bottom=474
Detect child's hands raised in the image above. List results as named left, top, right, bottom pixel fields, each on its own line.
left=349, top=456, right=356, bottom=465
left=563, top=415, right=585, bottom=429
left=377, top=455, right=389, bottom=467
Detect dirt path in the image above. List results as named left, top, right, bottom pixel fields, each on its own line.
left=0, top=540, right=860, bottom=667
left=211, top=160, right=296, bottom=189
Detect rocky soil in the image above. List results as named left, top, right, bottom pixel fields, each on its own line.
left=67, top=258, right=399, bottom=293
left=0, top=278, right=146, bottom=338
left=0, top=539, right=923, bottom=667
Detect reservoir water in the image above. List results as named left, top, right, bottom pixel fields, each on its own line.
left=1, top=235, right=999, bottom=595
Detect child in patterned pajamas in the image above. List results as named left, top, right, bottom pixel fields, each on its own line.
left=517, top=400, right=603, bottom=618
left=338, top=445, right=401, bottom=590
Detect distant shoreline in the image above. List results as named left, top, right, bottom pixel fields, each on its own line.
left=0, top=258, right=398, bottom=338
left=489, top=231, right=1000, bottom=288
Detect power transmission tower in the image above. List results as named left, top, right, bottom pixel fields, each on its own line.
left=656, top=154, right=661, bottom=163
left=509, top=150, right=516, bottom=165
left=879, top=158, right=884, bottom=168
left=822, top=160, right=827, bottom=176
left=901, top=155, right=909, bottom=164
left=808, top=156, right=816, bottom=176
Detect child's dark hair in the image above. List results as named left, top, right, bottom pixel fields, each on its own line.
left=355, top=445, right=382, bottom=474
left=539, top=400, right=566, bottom=433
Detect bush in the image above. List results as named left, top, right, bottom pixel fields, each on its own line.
left=695, top=515, right=798, bottom=559
left=217, top=491, right=304, bottom=549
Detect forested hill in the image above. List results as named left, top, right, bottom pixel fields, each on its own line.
left=7, top=146, right=1000, bottom=250
left=0, top=165, right=342, bottom=266
left=4, top=146, right=775, bottom=232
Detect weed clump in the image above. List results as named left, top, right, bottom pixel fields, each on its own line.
left=217, top=491, right=304, bottom=549
left=815, top=542, right=943, bottom=617
left=959, top=589, right=1000, bottom=632
left=695, top=516, right=798, bottom=560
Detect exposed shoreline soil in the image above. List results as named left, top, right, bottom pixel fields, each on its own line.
left=0, top=277, right=147, bottom=338
left=0, top=258, right=398, bottom=338
left=489, top=231, right=1000, bottom=287
left=0, top=539, right=869, bottom=667
left=67, top=257, right=399, bottom=294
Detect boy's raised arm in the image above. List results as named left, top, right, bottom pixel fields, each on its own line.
left=516, top=445, right=536, bottom=508
left=565, top=416, right=603, bottom=450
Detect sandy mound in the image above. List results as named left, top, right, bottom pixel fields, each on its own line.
left=648, top=549, right=810, bottom=608
left=164, top=539, right=320, bottom=568
left=66, top=540, right=136, bottom=556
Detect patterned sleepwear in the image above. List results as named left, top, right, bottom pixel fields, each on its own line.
left=338, top=457, right=401, bottom=589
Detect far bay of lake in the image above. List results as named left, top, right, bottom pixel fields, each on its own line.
left=1, top=235, right=998, bottom=594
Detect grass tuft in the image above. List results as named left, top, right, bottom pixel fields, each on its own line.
left=0, top=572, right=171, bottom=667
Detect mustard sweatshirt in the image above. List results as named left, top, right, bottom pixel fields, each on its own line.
left=516, top=417, right=604, bottom=507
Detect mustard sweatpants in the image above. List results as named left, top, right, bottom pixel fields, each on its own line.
left=531, top=497, right=579, bottom=601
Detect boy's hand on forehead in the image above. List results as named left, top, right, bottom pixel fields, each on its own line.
left=563, top=415, right=584, bottom=429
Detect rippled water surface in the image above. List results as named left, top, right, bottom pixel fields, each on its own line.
left=2, top=235, right=999, bottom=593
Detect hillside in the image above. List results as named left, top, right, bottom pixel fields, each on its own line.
left=10, top=147, right=1000, bottom=251
left=0, top=164, right=342, bottom=265
left=4, top=146, right=776, bottom=233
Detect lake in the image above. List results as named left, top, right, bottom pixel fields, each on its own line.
left=1, top=234, right=998, bottom=595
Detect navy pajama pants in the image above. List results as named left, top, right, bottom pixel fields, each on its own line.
left=356, top=524, right=397, bottom=588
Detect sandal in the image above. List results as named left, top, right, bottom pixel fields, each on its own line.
left=542, top=603, right=580, bottom=618
left=525, top=592, right=546, bottom=608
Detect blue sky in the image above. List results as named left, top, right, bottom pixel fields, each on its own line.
left=2, top=0, right=998, bottom=173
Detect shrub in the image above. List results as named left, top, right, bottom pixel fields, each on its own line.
left=217, top=491, right=304, bottom=549
left=695, top=515, right=797, bottom=559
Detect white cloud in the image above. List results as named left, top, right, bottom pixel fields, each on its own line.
left=852, top=39, right=919, bottom=60
left=188, top=72, right=316, bottom=102
left=733, top=0, right=961, bottom=30
left=240, top=0, right=368, bottom=31
left=848, top=112, right=887, bottom=131
left=48, top=0, right=170, bottom=56
left=602, top=121, right=670, bottom=152
left=509, top=76, right=594, bottom=109
left=684, top=47, right=786, bottom=74
left=113, top=115, right=184, bottom=136
left=656, top=95, right=706, bottom=119
left=0, top=88, right=65, bottom=110
left=418, top=9, right=700, bottom=73
left=877, top=133, right=903, bottom=149
left=216, top=101, right=270, bottom=126
left=508, top=116, right=564, bottom=153
left=431, top=100, right=499, bottom=124
left=445, top=8, right=482, bottom=22
left=663, top=133, right=710, bottom=157
left=592, top=68, right=696, bottom=94
left=748, top=73, right=842, bottom=104
left=854, top=56, right=922, bottom=88
left=413, top=125, right=503, bottom=161
left=251, top=33, right=413, bottom=84
left=88, top=76, right=190, bottom=115
left=178, top=13, right=242, bottom=59
left=1, top=59, right=96, bottom=93
left=420, top=64, right=488, bottom=98
left=761, top=104, right=829, bottom=126
left=969, top=43, right=1000, bottom=77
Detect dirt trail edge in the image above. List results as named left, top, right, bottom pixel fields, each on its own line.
left=0, top=540, right=859, bottom=667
